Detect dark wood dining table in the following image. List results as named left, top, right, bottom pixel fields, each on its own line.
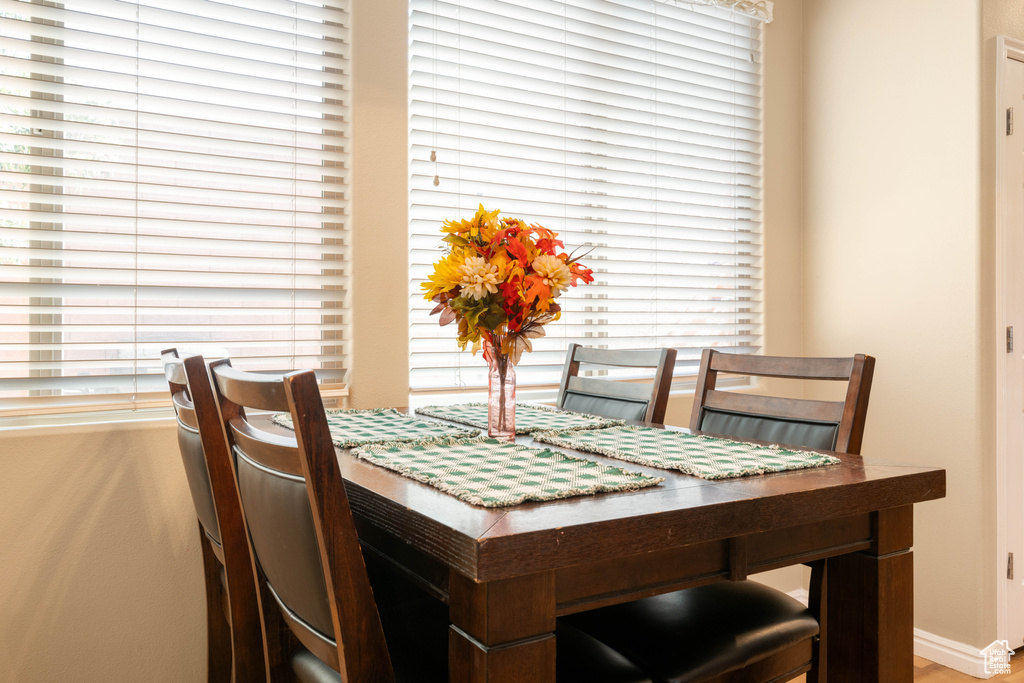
left=334, top=411, right=945, bottom=683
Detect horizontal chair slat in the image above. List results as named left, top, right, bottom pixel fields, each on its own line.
left=171, top=391, right=200, bottom=431
left=228, top=417, right=303, bottom=476
left=163, top=358, right=188, bottom=385
left=702, top=389, right=845, bottom=424
left=708, top=354, right=856, bottom=381
left=213, top=362, right=291, bottom=411
left=571, top=347, right=669, bottom=369
left=567, top=375, right=655, bottom=402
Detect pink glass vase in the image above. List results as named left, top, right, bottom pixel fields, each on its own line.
left=485, top=339, right=516, bottom=440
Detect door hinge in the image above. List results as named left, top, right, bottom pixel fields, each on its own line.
left=1009, top=552, right=1014, bottom=580
left=1008, top=326, right=1014, bottom=353
left=1009, top=107, right=1015, bottom=135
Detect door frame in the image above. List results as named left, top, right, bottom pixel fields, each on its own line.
left=995, top=34, right=1024, bottom=646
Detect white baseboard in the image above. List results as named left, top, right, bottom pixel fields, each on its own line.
left=913, top=629, right=992, bottom=679
left=785, top=589, right=991, bottom=679
left=788, top=588, right=809, bottom=605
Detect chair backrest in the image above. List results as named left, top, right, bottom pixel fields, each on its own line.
left=209, top=359, right=394, bottom=682
left=689, top=350, right=875, bottom=454
left=163, top=349, right=221, bottom=546
left=161, top=349, right=266, bottom=682
left=556, top=343, right=677, bottom=425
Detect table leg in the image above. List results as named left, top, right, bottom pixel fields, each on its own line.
left=827, top=505, right=914, bottom=682
left=447, top=569, right=556, bottom=683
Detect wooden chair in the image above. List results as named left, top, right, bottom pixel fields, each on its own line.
left=556, top=343, right=677, bottom=424
left=162, top=350, right=266, bottom=683
left=565, top=350, right=876, bottom=683
left=208, top=360, right=653, bottom=683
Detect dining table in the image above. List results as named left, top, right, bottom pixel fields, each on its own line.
left=327, top=408, right=945, bottom=683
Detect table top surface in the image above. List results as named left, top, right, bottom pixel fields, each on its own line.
left=326, top=409, right=946, bottom=581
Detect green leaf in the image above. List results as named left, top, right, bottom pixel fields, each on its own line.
left=443, top=234, right=470, bottom=247
left=479, top=308, right=506, bottom=331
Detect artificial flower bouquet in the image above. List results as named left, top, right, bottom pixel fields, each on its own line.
left=422, top=205, right=593, bottom=364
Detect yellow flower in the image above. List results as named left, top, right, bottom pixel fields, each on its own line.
left=441, top=204, right=500, bottom=240
left=459, top=255, right=500, bottom=300
left=421, top=249, right=467, bottom=299
left=531, top=253, right=572, bottom=295
left=475, top=205, right=501, bottom=238
left=479, top=213, right=501, bottom=243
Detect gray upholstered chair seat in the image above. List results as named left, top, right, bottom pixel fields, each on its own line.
left=561, top=390, right=650, bottom=422
left=291, top=647, right=341, bottom=683
left=291, top=596, right=448, bottom=683
left=234, top=449, right=335, bottom=638
left=176, top=422, right=221, bottom=544
left=563, top=582, right=817, bottom=683
left=698, top=408, right=839, bottom=451
left=556, top=622, right=654, bottom=683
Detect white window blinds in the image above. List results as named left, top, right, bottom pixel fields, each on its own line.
left=409, top=0, right=762, bottom=394
left=0, top=0, right=349, bottom=416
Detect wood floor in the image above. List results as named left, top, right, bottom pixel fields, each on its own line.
left=910, top=655, right=1024, bottom=682
left=792, top=655, right=1024, bottom=681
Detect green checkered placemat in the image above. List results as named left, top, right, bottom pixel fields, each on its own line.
left=272, top=408, right=480, bottom=449
left=533, top=426, right=841, bottom=480
left=352, top=436, right=663, bottom=508
left=414, top=402, right=624, bottom=435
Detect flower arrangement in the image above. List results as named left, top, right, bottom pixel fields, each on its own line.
left=422, top=205, right=594, bottom=364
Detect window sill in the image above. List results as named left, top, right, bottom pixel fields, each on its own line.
left=0, top=407, right=177, bottom=432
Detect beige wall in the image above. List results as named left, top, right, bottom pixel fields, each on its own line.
left=801, top=0, right=991, bottom=646
left=986, top=1, right=1024, bottom=42
left=0, top=420, right=205, bottom=682
left=348, top=0, right=411, bottom=410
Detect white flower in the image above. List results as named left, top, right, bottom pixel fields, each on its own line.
left=532, top=253, right=572, bottom=296
left=458, top=255, right=500, bottom=300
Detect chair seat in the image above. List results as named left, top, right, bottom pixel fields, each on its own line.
left=562, top=391, right=649, bottom=422
left=563, top=581, right=818, bottom=683
left=699, top=408, right=838, bottom=452
left=291, top=595, right=448, bottom=683
left=292, top=597, right=652, bottom=683
left=556, top=621, right=653, bottom=683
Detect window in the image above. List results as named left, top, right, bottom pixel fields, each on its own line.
left=409, top=0, right=762, bottom=396
left=0, top=0, right=349, bottom=417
